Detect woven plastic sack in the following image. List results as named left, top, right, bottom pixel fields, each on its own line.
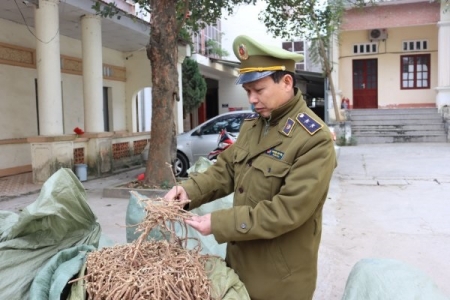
left=341, top=258, right=449, bottom=300
left=0, top=168, right=101, bottom=300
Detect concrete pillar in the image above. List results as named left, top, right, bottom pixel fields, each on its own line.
left=35, top=0, right=63, bottom=135
left=81, top=14, right=104, bottom=132
left=436, top=1, right=450, bottom=110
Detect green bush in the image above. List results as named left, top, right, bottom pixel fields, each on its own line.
left=182, top=58, right=207, bottom=115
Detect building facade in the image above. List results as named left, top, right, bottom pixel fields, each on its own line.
left=328, top=0, right=450, bottom=120
left=0, top=0, right=187, bottom=182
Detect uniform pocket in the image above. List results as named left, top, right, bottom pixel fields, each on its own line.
left=248, top=158, right=291, bottom=203
left=252, top=158, right=290, bottom=177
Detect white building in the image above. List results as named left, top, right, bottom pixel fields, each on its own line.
left=0, top=0, right=187, bottom=182
left=0, top=0, right=326, bottom=182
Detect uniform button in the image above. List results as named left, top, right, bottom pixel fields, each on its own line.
left=247, top=160, right=252, bottom=167
left=240, top=223, right=247, bottom=229
left=238, top=187, right=244, bottom=193
left=230, top=241, right=236, bottom=245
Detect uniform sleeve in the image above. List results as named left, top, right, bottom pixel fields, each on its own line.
left=210, top=129, right=336, bottom=243
left=181, top=144, right=236, bottom=210
left=181, top=120, right=256, bottom=209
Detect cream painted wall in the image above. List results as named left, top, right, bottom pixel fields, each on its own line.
left=339, top=25, right=438, bottom=108
left=104, top=79, right=127, bottom=131
left=62, top=73, right=84, bottom=133
left=124, top=50, right=152, bottom=132
left=218, top=77, right=250, bottom=115
left=60, top=35, right=82, bottom=58
left=0, top=18, right=36, bottom=49
left=0, top=144, right=31, bottom=169
left=0, top=64, right=38, bottom=139
left=60, top=34, right=128, bottom=132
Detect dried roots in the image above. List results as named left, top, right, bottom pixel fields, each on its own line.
left=75, top=191, right=217, bottom=300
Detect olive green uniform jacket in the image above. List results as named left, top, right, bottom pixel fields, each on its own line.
left=181, top=91, right=337, bottom=300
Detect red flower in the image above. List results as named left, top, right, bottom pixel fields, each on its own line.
left=74, top=127, right=84, bottom=135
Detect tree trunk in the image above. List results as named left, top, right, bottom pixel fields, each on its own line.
left=318, top=36, right=341, bottom=123
left=144, top=0, right=179, bottom=187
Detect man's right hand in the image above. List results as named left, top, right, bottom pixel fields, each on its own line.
left=164, top=186, right=189, bottom=203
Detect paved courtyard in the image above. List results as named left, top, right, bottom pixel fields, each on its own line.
left=315, top=143, right=450, bottom=299
left=1, top=143, right=449, bottom=299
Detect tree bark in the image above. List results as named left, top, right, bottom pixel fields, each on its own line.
left=144, top=0, right=179, bottom=187
left=318, top=37, right=341, bottom=123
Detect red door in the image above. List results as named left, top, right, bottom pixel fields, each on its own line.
left=352, top=59, right=378, bottom=108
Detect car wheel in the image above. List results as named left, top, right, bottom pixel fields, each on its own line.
left=173, top=152, right=189, bottom=178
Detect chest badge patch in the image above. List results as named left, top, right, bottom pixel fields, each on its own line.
left=266, top=148, right=284, bottom=160
left=296, top=113, right=322, bottom=135
left=281, top=118, right=295, bottom=136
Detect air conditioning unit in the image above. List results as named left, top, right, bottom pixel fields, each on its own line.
left=369, top=29, right=388, bottom=41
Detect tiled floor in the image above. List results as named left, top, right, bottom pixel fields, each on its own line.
left=0, top=172, right=41, bottom=199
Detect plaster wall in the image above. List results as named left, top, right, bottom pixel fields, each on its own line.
left=62, top=73, right=84, bottom=133
left=0, top=64, right=38, bottom=139
left=124, top=50, right=152, bottom=132
left=218, top=77, right=250, bottom=115
left=0, top=144, right=31, bottom=170
left=104, top=79, right=127, bottom=131
left=339, top=25, right=438, bottom=108
left=0, top=18, right=36, bottom=49
left=0, top=17, right=144, bottom=174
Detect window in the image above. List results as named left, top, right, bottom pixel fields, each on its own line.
left=282, top=40, right=305, bottom=71
left=200, top=113, right=250, bottom=135
left=402, top=40, right=428, bottom=52
left=352, top=43, right=378, bottom=55
left=401, top=54, right=430, bottom=89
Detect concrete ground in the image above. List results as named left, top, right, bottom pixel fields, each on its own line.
left=315, top=143, right=450, bottom=299
left=1, top=143, right=449, bottom=299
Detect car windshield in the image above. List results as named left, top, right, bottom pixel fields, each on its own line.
left=200, top=114, right=246, bottom=135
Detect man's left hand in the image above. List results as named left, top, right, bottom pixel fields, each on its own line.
left=185, top=214, right=212, bottom=236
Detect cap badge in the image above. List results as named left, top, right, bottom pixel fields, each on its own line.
left=238, top=44, right=249, bottom=60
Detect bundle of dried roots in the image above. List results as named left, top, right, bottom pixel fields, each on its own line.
left=74, top=191, right=218, bottom=300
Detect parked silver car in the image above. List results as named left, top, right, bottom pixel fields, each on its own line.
left=144, top=110, right=338, bottom=177
left=175, top=110, right=253, bottom=177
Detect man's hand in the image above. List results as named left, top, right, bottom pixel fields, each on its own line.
left=164, top=186, right=189, bottom=202
left=185, top=214, right=212, bottom=236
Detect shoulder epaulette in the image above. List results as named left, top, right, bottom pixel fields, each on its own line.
left=295, top=112, right=322, bottom=135
left=244, top=113, right=259, bottom=121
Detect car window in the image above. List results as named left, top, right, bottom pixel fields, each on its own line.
left=200, top=113, right=247, bottom=135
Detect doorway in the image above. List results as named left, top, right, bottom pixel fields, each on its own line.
left=352, top=59, right=378, bottom=109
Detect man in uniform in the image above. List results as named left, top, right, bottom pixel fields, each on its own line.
left=164, top=35, right=337, bottom=300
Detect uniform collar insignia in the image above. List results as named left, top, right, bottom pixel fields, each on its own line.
left=296, top=112, right=322, bottom=135
left=245, top=112, right=259, bottom=120
left=281, top=118, right=295, bottom=136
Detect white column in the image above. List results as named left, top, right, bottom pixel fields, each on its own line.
left=81, top=14, right=104, bottom=132
left=436, top=1, right=450, bottom=109
left=35, top=0, right=63, bottom=135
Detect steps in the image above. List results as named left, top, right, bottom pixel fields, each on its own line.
left=347, top=108, right=448, bottom=144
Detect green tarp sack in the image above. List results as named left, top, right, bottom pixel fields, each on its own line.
left=0, top=168, right=101, bottom=300
left=341, top=258, right=449, bottom=300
